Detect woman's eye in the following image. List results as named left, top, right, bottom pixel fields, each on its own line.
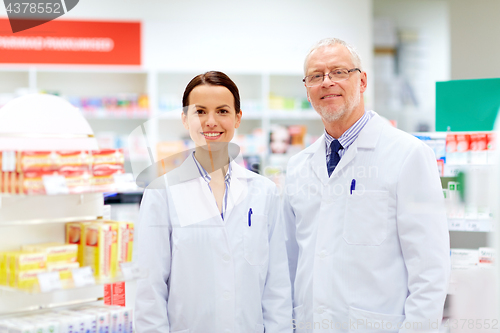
left=195, top=109, right=205, bottom=114
left=219, top=109, right=229, bottom=114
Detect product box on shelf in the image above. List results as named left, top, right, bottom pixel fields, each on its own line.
left=21, top=242, right=78, bottom=264
left=66, top=221, right=92, bottom=265
left=83, top=221, right=118, bottom=279
left=451, top=249, right=479, bottom=270
left=9, top=269, right=46, bottom=290
left=67, top=93, right=150, bottom=119
left=0, top=305, right=134, bottom=333
left=5, top=251, right=47, bottom=272
left=478, top=247, right=495, bottom=268
left=444, top=132, right=496, bottom=166
left=66, top=220, right=134, bottom=279
left=0, top=251, right=47, bottom=290
left=0, top=149, right=128, bottom=195
left=117, top=222, right=134, bottom=264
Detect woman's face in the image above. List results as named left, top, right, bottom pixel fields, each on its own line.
left=182, top=84, right=242, bottom=148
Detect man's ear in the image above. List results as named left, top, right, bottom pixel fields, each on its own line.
left=360, top=71, right=368, bottom=94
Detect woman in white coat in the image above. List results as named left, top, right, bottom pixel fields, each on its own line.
left=135, top=71, right=292, bottom=333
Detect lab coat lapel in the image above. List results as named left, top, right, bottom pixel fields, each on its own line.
left=224, top=162, right=249, bottom=222
left=304, top=135, right=330, bottom=185
left=169, top=156, right=222, bottom=227
left=329, top=113, right=385, bottom=178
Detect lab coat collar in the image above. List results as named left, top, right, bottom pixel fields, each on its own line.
left=304, top=112, right=385, bottom=184
left=355, top=112, right=384, bottom=149
left=168, top=152, right=250, bottom=226
left=174, top=152, right=251, bottom=184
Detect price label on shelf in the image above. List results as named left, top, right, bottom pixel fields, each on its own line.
left=42, top=175, right=69, bottom=195
left=448, top=219, right=465, bottom=231
left=72, top=266, right=96, bottom=287
left=120, top=262, right=142, bottom=280
left=37, top=271, right=62, bottom=292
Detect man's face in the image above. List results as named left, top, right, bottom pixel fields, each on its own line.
left=305, top=44, right=366, bottom=123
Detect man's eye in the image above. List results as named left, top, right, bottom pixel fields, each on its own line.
left=312, top=74, right=323, bottom=79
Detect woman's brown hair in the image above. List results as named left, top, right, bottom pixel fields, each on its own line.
left=182, top=71, right=241, bottom=114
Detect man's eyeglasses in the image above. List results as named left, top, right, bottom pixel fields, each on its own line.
left=303, top=68, right=361, bottom=87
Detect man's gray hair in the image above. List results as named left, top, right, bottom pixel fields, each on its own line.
left=304, top=38, right=363, bottom=74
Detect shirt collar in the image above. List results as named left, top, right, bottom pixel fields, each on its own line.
left=325, top=110, right=374, bottom=155
left=191, top=151, right=232, bottom=184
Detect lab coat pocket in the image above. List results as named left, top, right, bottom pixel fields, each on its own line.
left=244, top=214, right=269, bottom=266
left=348, top=306, right=404, bottom=332
left=254, top=323, right=265, bottom=333
left=343, top=190, right=388, bottom=246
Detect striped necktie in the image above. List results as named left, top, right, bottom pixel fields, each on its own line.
left=327, top=140, right=343, bottom=177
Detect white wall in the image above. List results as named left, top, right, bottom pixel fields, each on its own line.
left=0, top=0, right=374, bottom=102
left=0, top=0, right=373, bottom=74
left=448, top=0, right=500, bottom=80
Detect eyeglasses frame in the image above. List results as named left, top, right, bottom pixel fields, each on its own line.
left=303, top=68, right=362, bottom=86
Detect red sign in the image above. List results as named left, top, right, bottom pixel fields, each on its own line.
left=0, top=18, right=141, bottom=65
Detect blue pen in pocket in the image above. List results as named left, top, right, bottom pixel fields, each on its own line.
left=350, top=179, right=356, bottom=194
left=248, top=208, right=253, bottom=226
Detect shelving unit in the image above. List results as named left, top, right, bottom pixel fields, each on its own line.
left=0, top=193, right=104, bottom=316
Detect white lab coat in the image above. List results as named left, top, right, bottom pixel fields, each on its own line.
left=135, top=154, right=292, bottom=333
left=284, top=113, right=450, bottom=333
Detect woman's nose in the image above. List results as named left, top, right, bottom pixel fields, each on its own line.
left=205, top=112, right=218, bottom=127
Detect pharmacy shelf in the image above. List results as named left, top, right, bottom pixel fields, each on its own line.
left=0, top=274, right=138, bottom=316
left=0, top=193, right=103, bottom=226
left=83, top=114, right=150, bottom=120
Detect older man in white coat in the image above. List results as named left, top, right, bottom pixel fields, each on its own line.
left=283, top=38, right=450, bottom=332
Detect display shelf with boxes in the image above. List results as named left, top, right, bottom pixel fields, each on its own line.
left=414, top=131, right=496, bottom=231
left=0, top=94, right=141, bottom=319
left=0, top=303, right=135, bottom=332
left=415, top=130, right=497, bottom=323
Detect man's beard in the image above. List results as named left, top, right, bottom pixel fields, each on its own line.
left=313, top=88, right=361, bottom=123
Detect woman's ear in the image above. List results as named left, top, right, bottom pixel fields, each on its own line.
left=235, top=110, right=242, bottom=129
left=181, top=111, right=189, bottom=130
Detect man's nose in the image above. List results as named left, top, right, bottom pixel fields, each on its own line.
left=321, top=73, right=336, bottom=87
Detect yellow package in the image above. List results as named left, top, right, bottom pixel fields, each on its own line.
left=6, top=251, right=46, bottom=272
left=66, top=221, right=94, bottom=267
left=84, top=222, right=118, bottom=279
left=47, top=262, right=80, bottom=288
left=11, top=268, right=46, bottom=290
left=0, top=252, right=6, bottom=285
left=21, top=242, right=77, bottom=264
left=115, top=221, right=134, bottom=264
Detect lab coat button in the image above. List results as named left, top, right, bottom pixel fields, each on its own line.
left=223, top=254, right=230, bottom=262
left=319, top=251, right=327, bottom=258
left=223, top=291, right=231, bottom=300
left=316, top=307, right=324, bottom=314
